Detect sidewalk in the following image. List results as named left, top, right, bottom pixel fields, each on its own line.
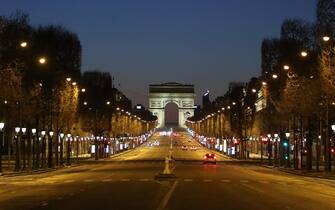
left=264, top=165, right=335, bottom=180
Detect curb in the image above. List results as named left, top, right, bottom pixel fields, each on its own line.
left=0, top=164, right=81, bottom=178
left=261, top=165, right=335, bottom=181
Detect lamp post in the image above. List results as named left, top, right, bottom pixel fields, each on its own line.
left=41, top=130, right=46, bottom=168
left=21, top=127, right=27, bottom=170
left=48, top=131, right=54, bottom=168
left=331, top=125, right=335, bottom=171
left=66, top=133, right=71, bottom=165
left=322, top=36, right=332, bottom=172
left=59, top=133, right=64, bottom=166
left=285, top=132, right=290, bottom=167
left=267, top=134, right=272, bottom=165
left=14, top=127, right=21, bottom=171
left=0, top=122, right=4, bottom=173
left=31, top=128, right=37, bottom=169
left=274, top=133, right=279, bottom=166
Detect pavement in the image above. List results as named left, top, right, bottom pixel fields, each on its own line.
left=0, top=130, right=335, bottom=210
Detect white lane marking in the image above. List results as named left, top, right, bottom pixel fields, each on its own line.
left=277, top=181, right=287, bottom=185
left=40, top=202, right=48, bottom=207
left=240, top=180, right=249, bottom=183
left=102, top=179, right=113, bottom=182
left=221, top=179, right=231, bottom=183
left=139, top=179, right=150, bottom=182
left=121, top=179, right=130, bottom=182
left=183, top=179, right=193, bottom=182
left=64, top=180, right=75, bottom=183
left=157, top=181, right=178, bottom=210
left=83, top=179, right=94, bottom=183
left=203, top=179, right=213, bottom=182
left=259, top=180, right=269, bottom=184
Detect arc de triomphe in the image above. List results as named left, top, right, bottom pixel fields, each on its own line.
left=149, top=83, right=195, bottom=128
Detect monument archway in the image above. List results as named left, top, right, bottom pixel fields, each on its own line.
left=149, top=83, right=195, bottom=128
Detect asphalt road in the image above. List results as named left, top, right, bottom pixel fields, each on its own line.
left=0, top=130, right=335, bottom=210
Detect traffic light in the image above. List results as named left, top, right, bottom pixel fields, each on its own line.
left=283, top=141, right=289, bottom=147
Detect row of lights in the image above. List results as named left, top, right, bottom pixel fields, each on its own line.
left=271, top=36, right=331, bottom=80
left=20, top=41, right=47, bottom=65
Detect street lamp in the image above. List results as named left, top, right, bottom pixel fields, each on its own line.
left=14, top=127, right=21, bottom=171
left=21, top=128, right=26, bottom=134
left=38, top=57, right=47, bottom=64
left=283, top=65, right=290, bottom=70
left=72, top=82, right=77, bottom=86
left=15, top=127, right=21, bottom=134
left=20, top=41, right=28, bottom=48
left=66, top=133, right=71, bottom=165
left=0, top=122, right=4, bottom=173
left=262, top=81, right=267, bottom=86
left=81, top=88, right=86, bottom=92
left=285, top=132, right=290, bottom=138
left=31, top=128, right=37, bottom=169
left=301, top=51, right=308, bottom=57
left=66, top=77, right=71, bottom=82
left=59, top=133, right=64, bottom=166
left=272, top=74, right=278, bottom=79
left=323, top=36, right=330, bottom=42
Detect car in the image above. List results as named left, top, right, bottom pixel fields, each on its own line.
left=182, top=145, right=188, bottom=150
left=203, top=153, right=216, bottom=164
left=190, top=146, right=197, bottom=151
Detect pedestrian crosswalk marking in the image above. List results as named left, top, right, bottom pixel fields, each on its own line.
left=102, top=179, right=113, bottom=182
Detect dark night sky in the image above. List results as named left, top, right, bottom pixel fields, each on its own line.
left=0, top=0, right=316, bottom=107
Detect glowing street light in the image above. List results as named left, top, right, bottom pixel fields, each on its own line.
left=262, top=81, right=267, bottom=86
left=38, top=57, right=47, bottom=64
left=323, top=36, right=330, bottom=42
left=283, top=65, right=290, bottom=70
left=272, top=74, right=278, bottom=79
left=252, top=88, right=257, bottom=93
left=66, top=77, right=72, bottom=82
left=15, top=127, right=20, bottom=134
left=83, top=101, right=88, bottom=106
left=20, top=41, right=28, bottom=48
left=0, top=122, right=4, bottom=130
left=31, top=128, right=36, bottom=135
left=285, top=132, right=290, bottom=138
left=106, top=101, right=111, bottom=105
left=301, top=51, right=308, bottom=57
left=81, top=88, right=86, bottom=92
left=21, top=127, right=27, bottom=134
left=71, top=82, right=77, bottom=86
